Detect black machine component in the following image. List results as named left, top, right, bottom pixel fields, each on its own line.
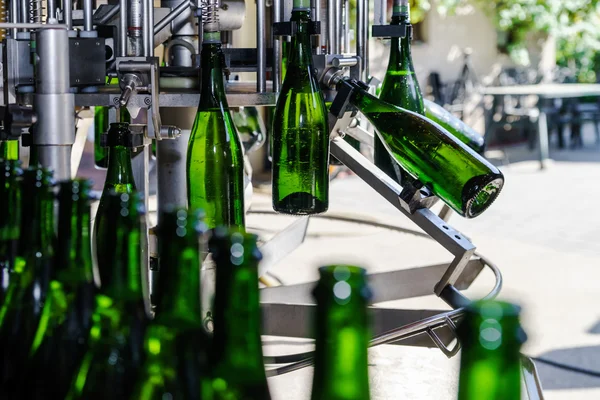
left=69, top=38, right=107, bottom=88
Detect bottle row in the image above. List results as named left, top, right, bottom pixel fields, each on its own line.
left=0, top=161, right=525, bottom=400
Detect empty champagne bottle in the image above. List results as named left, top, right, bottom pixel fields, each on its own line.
left=68, top=191, right=148, bottom=400
left=271, top=0, right=329, bottom=214
left=187, top=27, right=245, bottom=230
left=131, top=207, right=209, bottom=400
left=311, top=265, right=371, bottom=400
left=204, top=228, right=271, bottom=400
left=376, top=0, right=424, bottom=185
left=423, top=99, right=485, bottom=154
left=95, top=122, right=137, bottom=285
left=335, top=78, right=503, bottom=218
left=25, top=179, right=97, bottom=399
left=0, top=167, right=54, bottom=398
left=0, top=140, right=19, bottom=161
left=457, top=300, right=526, bottom=400
left=0, top=160, right=22, bottom=309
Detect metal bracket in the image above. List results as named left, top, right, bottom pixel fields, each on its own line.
left=427, top=316, right=461, bottom=358
left=272, top=21, right=321, bottom=37
left=371, top=23, right=411, bottom=39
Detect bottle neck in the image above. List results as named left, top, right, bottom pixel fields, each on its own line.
left=388, top=14, right=413, bottom=72
left=101, top=197, right=144, bottom=302
left=20, top=184, right=54, bottom=256
left=341, top=79, right=399, bottom=114
left=104, top=145, right=135, bottom=192
left=212, top=257, right=265, bottom=373
left=287, top=10, right=313, bottom=69
left=198, top=38, right=230, bottom=110
left=155, top=234, right=203, bottom=329
left=56, top=196, right=94, bottom=288
left=0, top=163, right=22, bottom=241
left=457, top=339, right=522, bottom=400
left=311, top=291, right=370, bottom=399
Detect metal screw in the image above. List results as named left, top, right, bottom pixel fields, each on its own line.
left=113, top=97, right=120, bottom=106
left=144, top=97, right=151, bottom=106
left=74, top=41, right=79, bottom=46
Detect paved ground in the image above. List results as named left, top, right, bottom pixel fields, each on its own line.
left=253, top=127, right=600, bottom=399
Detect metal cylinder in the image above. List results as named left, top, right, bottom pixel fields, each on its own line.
left=272, top=0, right=281, bottom=92
left=119, top=0, right=127, bottom=56
left=257, top=0, right=266, bottom=92
left=64, top=0, right=72, bottom=29
left=9, top=0, right=17, bottom=37
left=130, top=0, right=143, bottom=36
left=146, top=0, right=154, bottom=56
left=33, top=28, right=75, bottom=181
left=36, top=28, right=70, bottom=93
left=47, top=0, right=56, bottom=20
left=36, top=146, right=71, bottom=180
left=356, top=0, right=366, bottom=79
left=327, top=0, right=336, bottom=54
left=83, top=0, right=92, bottom=31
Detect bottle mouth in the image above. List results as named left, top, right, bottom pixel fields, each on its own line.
left=465, top=177, right=503, bottom=218
left=316, top=265, right=372, bottom=304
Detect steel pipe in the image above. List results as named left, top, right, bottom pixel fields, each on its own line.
left=272, top=0, right=281, bottom=92
left=95, top=4, right=120, bottom=25
left=47, top=0, right=57, bottom=20
left=9, top=0, right=19, bottom=37
left=83, top=0, right=93, bottom=31
left=256, top=0, right=266, bottom=92
left=0, top=22, right=66, bottom=29
left=153, top=0, right=191, bottom=34
left=327, top=0, right=336, bottom=54
left=64, top=0, right=73, bottom=29
left=119, top=0, right=127, bottom=56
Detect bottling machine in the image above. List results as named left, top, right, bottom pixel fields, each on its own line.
left=0, top=0, right=545, bottom=397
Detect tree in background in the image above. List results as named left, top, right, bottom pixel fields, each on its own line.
left=409, top=0, right=600, bottom=82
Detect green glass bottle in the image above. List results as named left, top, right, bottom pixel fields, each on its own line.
left=0, top=167, right=54, bottom=397
left=204, top=228, right=271, bottom=400
left=423, top=99, right=485, bottom=154
left=187, top=29, right=245, bottom=230
left=457, top=300, right=526, bottom=400
left=271, top=0, right=329, bottom=214
left=335, top=78, right=504, bottom=218
left=68, top=191, right=149, bottom=400
left=94, top=122, right=137, bottom=285
left=0, top=160, right=22, bottom=309
left=233, top=106, right=266, bottom=153
left=94, top=107, right=109, bottom=169
left=0, top=140, right=19, bottom=161
left=376, top=0, right=424, bottom=185
left=310, top=265, right=371, bottom=400
left=132, top=207, right=209, bottom=400
left=25, top=179, right=97, bottom=399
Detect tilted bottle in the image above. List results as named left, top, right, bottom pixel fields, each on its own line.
left=335, top=77, right=503, bottom=218
left=0, top=167, right=54, bottom=398
left=187, top=26, right=245, bottom=230
left=310, top=265, right=371, bottom=400
left=376, top=0, right=425, bottom=185
left=0, top=160, right=22, bottom=309
left=457, top=300, right=526, bottom=400
left=94, top=122, right=137, bottom=285
left=271, top=0, right=329, bottom=214
left=68, top=191, right=149, bottom=400
left=423, top=99, right=485, bottom=154
left=0, top=140, right=19, bottom=161
left=131, top=207, right=209, bottom=400
left=24, top=179, right=97, bottom=399
left=204, top=228, right=271, bottom=400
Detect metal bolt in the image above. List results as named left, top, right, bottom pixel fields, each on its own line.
left=113, top=97, right=121, bottom=106
left=144, top=97, right=151, bottom=106
left=74, top=41, right=79, bottom=46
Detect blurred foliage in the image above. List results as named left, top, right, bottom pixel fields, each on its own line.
left=409, top=0, right=600, bottom=82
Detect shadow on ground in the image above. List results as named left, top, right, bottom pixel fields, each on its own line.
left=535, top=345, right=600, bottom=390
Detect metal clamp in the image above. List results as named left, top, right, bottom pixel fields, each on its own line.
left=426, top=315, right=461, bottom=358
left=371, top=23, right=411, bottom=39
left=116, top=57, right=180, bottom=140
left=0, top=105, right=37, bottom=140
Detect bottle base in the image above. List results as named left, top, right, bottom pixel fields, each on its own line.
left=273, top=191, right=328, bottom=215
